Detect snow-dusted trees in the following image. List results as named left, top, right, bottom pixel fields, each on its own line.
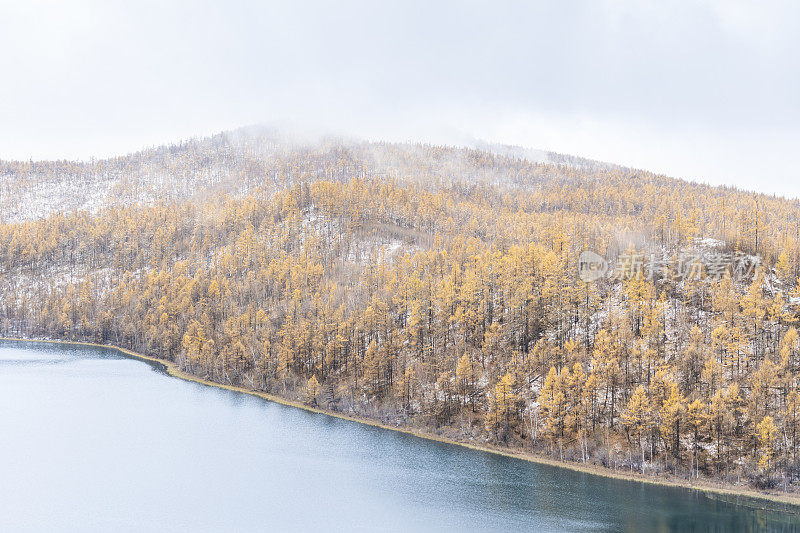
left=4, top=139, right=800, bottom=490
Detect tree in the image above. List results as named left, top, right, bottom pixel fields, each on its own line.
left=686, top=399, right=706, bottom=478
left=622, top=385, right=651, bottom=473
left=757, top=415, right=778, bottom=474
left=566, top=362, right=590, bottom=461
left=485, top=372, right=519, bottom=441
left=455, top=352, right=477, bottom=412
left=659, top=385, right=686, bottom=471
left=539, top=366, right=568, bottom=457
left=394, top=363, right=415, bottom=412
left=786, top=390, right=800, bottom=473
left=305, top=375, right=321, bottom=406
left=592, top=329, right=621, bottom=428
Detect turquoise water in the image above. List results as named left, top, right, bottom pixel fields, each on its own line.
left=0, top=341, right=798, bottom=532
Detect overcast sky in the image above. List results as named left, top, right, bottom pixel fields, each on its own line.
left=1, top=1, right=798, bottom=197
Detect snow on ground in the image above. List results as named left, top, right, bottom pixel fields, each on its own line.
left=694, top=237, right=725, bottom=249
left=0, top=173, right=117, bottom=223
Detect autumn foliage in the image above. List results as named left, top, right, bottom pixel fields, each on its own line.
left=2, top=135, right=800, bottom=490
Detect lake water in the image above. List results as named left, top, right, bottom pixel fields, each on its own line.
left=1, top=341, right=798, bottom=532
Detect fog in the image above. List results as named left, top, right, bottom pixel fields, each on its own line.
left=1, top=1, right=798, bottom=196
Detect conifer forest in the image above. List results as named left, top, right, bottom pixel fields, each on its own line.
left=3, top=131, right=800, bottom=492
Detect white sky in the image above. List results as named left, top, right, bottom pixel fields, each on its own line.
left=1, top=1, right=798, bottom=197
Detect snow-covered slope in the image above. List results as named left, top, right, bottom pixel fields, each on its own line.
left=0, top=128, right=606, bottom=224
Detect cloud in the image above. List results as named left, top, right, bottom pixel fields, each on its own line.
left=0, top=0, right=798, bottom=196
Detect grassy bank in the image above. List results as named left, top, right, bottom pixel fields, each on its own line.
left=3, top=336, right=800, bottom=512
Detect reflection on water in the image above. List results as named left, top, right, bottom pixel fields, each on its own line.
left=0, top=341, right=798, bottom=532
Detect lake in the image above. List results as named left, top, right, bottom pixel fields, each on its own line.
left=1, top=341, right=798, bottom=532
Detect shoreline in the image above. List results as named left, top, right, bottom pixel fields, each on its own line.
left=3, top=336, right=800, bottom=511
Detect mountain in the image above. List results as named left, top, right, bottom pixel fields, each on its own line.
left=0, top=127, right=661, bottom=223
left=2, top=126, right=800, bottom=494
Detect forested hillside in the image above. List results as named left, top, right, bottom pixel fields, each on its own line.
left=3, top=129, right=800, bottom=492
